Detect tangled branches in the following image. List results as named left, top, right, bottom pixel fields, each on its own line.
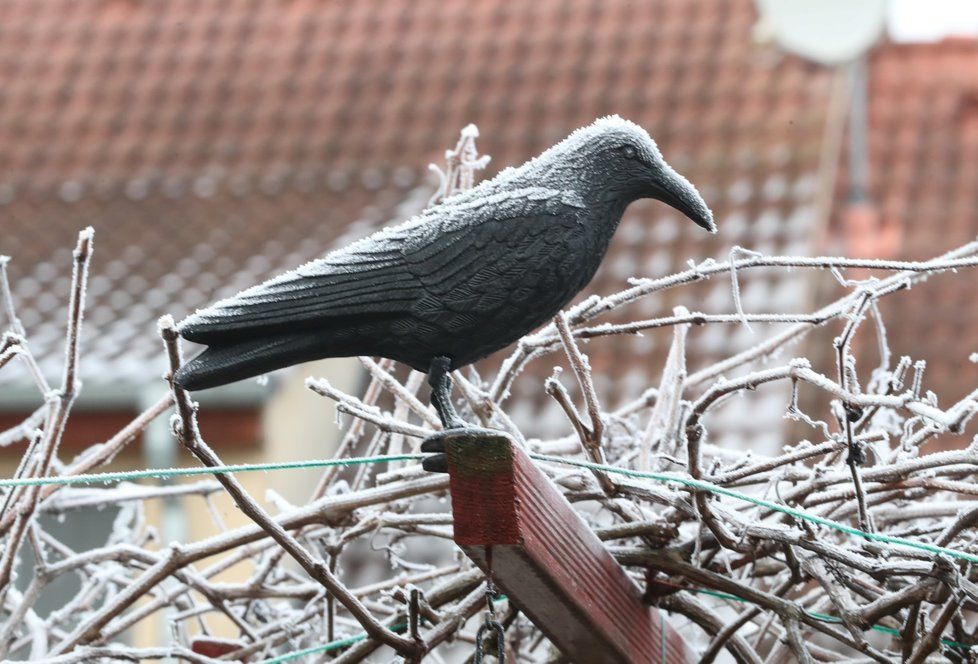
left=3, top=130, right=978, bottom=662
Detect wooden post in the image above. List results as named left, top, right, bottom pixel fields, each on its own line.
left=442, top=429, right=691, bottom=664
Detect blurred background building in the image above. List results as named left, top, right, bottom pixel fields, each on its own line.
left=2, top=0, right=978, bottom=644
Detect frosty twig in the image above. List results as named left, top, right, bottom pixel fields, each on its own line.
left=5, top=132, right=978, bottom=662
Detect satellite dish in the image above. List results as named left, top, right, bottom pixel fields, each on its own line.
left=755, top=0, right=887, bottom=65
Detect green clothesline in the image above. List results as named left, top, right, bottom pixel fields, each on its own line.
left=692, top=588, right=971, bottom=651
left=3, top=450, right=975, bottom=656
left=5, top=451, right=977, bottom=566
left=530, top=453, right=978, bottom=566
left=0, top=454, right=427, bottom=488
left=258, top=629, right=378, bottom=663
left=257, top=588, right=973, bottom=662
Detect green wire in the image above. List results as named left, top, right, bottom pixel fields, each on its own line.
left=3, top=449, right=975, bottom=653
left=257, top=589, right=972, bottom=660
left=257, top=600, right=506, bottom=662
left=529, top=453, right=978, bottom=566
left=258, top=629, right=377, bottom=663
left=4, top=450, right=978, bottom=564
left=693, top=588, right=971, bottom=650
left=0, top=454, right=427, bottom=488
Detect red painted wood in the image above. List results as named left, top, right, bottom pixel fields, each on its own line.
left=445, top=429, right=691, bottom=664
left=191, top=636, right=246, bottom=659
left=0, top=407, right=262, bottom=456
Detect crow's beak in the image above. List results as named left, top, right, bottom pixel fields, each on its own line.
left=649, top=172, right=716, bottom=234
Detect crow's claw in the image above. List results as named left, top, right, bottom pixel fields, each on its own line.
left=422, top=453, right=448, bottom=473
left=421, top=436, right=447, bottom=454
left=421, top=426, right=471, bottom=453
left=420, top=426, right=503, bottom=472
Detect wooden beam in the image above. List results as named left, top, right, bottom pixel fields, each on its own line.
left=442, top=428, right=691, bottom=664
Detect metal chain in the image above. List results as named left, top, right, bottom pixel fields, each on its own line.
left=474, top=575, right=505, bottom=663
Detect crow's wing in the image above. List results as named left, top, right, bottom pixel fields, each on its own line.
left=179, top=187, right=585, bottom=344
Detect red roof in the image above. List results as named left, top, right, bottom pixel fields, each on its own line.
left=9, top=1, right=970, bottom=446
left=827, top=38, right=978, bottom=403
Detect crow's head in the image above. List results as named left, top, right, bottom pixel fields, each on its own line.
left=560, top=116, right=716, bottom=233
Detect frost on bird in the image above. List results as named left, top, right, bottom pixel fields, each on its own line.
left=174, top=116, right=716, bottom=429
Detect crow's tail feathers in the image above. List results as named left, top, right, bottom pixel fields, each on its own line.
left=173, top=332, right=328, bottom=391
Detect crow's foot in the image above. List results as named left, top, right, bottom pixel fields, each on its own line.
left=421, top=453, right=448, bottom=473
left=428, top=356, right=468, bottom=429
left=421, top=426, right=498, bottom=453
left=420, top=426, right=499, bottom=473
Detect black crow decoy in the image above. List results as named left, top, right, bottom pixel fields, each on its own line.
left=174, top=116, right=715, bottom=433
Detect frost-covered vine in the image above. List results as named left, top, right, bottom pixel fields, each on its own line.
left=3, top=128, right=978, bottom=662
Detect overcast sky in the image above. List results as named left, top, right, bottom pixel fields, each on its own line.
left=889, top=0, right=978, bottom=41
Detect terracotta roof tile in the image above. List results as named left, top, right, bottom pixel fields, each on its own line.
left=0, top=0, right=838, bottom=445
left=833, top=38, right=978, bottom=403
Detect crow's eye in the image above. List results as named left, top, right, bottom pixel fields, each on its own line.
left=622, top=145, right=637, bottom=159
